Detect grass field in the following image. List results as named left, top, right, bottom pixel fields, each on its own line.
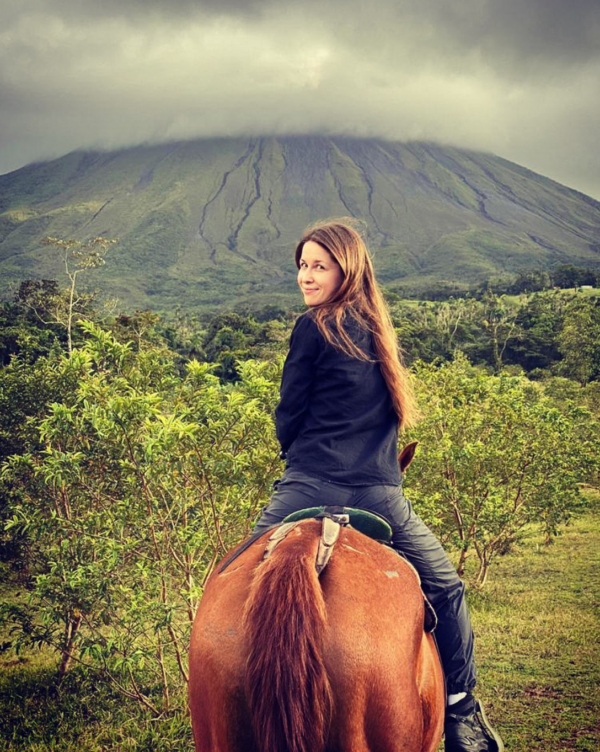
left=465, top=510, right=600, bottom=751
left=2, top=511, right=599, bottom=751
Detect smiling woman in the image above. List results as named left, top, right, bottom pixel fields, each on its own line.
left=297, top=240, right=344, bottom=306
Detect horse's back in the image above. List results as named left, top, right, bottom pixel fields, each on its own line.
left=189, top=521, right=444, bottom=752
left=320, top=527, right=443, bottom=751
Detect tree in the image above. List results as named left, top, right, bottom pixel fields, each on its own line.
left=20, top=237, right=117, bottom=355
left=1, top=323, right=282, bottom=711
left=404, top=355, right=593, bottom=587
left=556, top=297, right=600, bottom=385
left=505, top=292, right=563, bottom=372
left=478, top=291, right=521, bottom=372
left=552, top=265, right=599, bottom=289
left=201, top=312, right=288, bottom=381
left=507, top=270, right=551, bottom=294
left=0, top=349, right=82, bottom=569
left=0, top=285, right=66, bottom=365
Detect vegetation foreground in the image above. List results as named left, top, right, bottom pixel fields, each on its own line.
left=1, top=510, right=598, bottom=752
left=1, top=273, right=599, bottom=750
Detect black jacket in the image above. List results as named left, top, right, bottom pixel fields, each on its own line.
left=275, top=312, right=401, bottom=485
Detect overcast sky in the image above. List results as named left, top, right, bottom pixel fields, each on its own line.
left=1, top=0, right=600, bottom=198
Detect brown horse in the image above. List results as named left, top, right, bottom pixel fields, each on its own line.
left=189, top=446, right=444, bottom=752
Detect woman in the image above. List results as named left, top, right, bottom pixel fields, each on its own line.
left=253, top=218, right=504, bottom=752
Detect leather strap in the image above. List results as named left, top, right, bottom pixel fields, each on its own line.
left=263, top=521, right=301, bottom=560
left=315, top=515, right=345, bottom=575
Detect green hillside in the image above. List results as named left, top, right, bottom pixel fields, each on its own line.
left=1, top=137, right=599, bottom=311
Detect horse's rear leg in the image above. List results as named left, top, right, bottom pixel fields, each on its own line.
left=417, top=633, right=445, bottom=752
left=189, top=657, right=258, bottom=752
left=330, top=680, right=426, bottom=752
left=189, top=697, right=232, bottom=752
left=190, top=699, right=258, bottom=752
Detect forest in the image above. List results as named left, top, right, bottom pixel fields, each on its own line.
left=1, top=253, right=599, bottom=750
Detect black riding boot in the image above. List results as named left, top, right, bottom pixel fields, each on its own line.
left=445, top=694, right=504, bottom=752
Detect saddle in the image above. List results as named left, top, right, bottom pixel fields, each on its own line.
left=282, top=505, right=393, bottom=542
left=220, top=506, right=437, bottom=633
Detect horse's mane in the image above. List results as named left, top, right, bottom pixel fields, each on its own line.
left=243, top=528, right=333, bottom=752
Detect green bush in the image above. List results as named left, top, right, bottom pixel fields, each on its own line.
left=405, top=354, right=597, bottom=587
left=1, top=322, right=282, bottom=712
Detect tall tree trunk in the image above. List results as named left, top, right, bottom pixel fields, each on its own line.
left=58, top=611, right=82, bottom=676
left=456, top=545, right=470, bottom=577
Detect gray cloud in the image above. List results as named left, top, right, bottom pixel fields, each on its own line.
left=1, top=0, right=599, bottom=198
left=63, top=0, right=600, bottom=71
left=405, top=0, right=600, bottom=68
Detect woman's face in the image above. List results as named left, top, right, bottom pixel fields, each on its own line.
left=297, top=240, right=344, bottom=307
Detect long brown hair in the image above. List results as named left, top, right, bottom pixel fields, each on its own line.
left=295, top=218, right=418, bottom=430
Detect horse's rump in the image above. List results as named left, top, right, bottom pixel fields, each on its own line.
left=189, top=520, right=444, bottom=752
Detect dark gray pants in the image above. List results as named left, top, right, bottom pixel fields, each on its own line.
left=254, top=468, right=476, bottom=694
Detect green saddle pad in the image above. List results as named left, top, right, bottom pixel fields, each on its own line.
left=283, top=506, right=393, bottom=543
